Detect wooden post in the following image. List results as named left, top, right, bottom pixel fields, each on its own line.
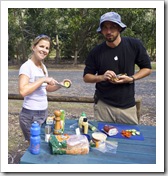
left=135, top=98, right=142, bottom=123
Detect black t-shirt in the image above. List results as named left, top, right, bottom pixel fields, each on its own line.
left=83, top=37, right=152, bottom=108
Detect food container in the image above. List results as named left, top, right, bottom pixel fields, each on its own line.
left=83, top=134, right=91, bottom=142
left=46, top=116, right=54, bottom=125
left=45, top=125, right=52, bottom=142
left=92, top=132, right=107, bottom=142
left=102, top=125, right=118, bottom=136
left=91, top=132, right=107, bottom=148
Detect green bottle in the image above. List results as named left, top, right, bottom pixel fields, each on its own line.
left=88, top=123, right=98, bottom=132
left=60, top=110, right=65, bottom=133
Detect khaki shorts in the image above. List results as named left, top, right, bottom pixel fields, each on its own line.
left=94, top=100, right=138, bottom=124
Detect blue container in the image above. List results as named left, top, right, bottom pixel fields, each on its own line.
left=83, top=134, right=91, bottom=142
left=30, top=121, right=41, bottom=155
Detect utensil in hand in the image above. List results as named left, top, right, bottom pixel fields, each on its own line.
left=56, top=80, right=71, bottom=88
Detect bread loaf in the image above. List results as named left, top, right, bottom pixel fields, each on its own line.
left=66, top=135, right=89, bottom=154
left=49, top=134, right=89, bottom=155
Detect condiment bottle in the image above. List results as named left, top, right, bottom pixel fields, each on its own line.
left=79, top=112, right=86, bottom=129
left=88, top=123, right=98, bottom=132
left=60, top=109, right=65, bottom=133
left=30, top=121, right=41, bottom=155
left=54, top=110, right=62, bottom=135
left=82, top=117, right=88, bottom=134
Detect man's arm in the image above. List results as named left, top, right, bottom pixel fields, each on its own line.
left=83, top=70, right=118, bottom=83
left=111, top=68, right=152, bottom=84
left=83, top=74, right=104, bottom=83
left=83, top=68, right=152, bottom=84
left=132, top=68, right=152, bottom=81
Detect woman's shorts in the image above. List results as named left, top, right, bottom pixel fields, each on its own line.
left=19, top=107, right=48, bottom=141
left=94, top=100, right=138, bottom=124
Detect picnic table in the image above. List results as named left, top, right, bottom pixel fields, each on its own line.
left=20, top=119, right=156, bottom=164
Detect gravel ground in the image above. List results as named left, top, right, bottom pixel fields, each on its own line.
left=8, top=68, right=156, bottom=164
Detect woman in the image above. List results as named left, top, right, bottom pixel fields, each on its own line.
left=19, top=34, right=71, bottom=141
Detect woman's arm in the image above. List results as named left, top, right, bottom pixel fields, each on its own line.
left=19, top=74, right=46, bottom=97
left=19, top=74, right=58, bottom=97
left=46, top=84, right=61, bottom=92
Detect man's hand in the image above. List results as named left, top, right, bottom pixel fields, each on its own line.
left=109, top=74, right=133, bottom=84
left=104, top=70, right=117, bottom=81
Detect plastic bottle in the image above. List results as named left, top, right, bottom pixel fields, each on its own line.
left=30, top=121, right=41, bottom=155
left=88, top=123, right=98, bottom=132
left=60, top=109, right=65, bottom=133
left=82, top=117, right=88, bottom=134
left=78, top=112, right=86, bottom=129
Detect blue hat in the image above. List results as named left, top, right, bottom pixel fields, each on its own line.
left=97, top=12, right=127, bottom=33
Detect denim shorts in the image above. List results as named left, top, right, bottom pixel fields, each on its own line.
left=19, top=107, right=48, bottom=141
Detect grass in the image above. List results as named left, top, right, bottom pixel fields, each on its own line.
left=8, top=99, right=94, bottom=118
left=48, top=101, right=94, bottom=118
left=151, top=62, right=156, bottom=70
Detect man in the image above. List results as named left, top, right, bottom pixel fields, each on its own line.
left=83, top=12, right=152, bottom=124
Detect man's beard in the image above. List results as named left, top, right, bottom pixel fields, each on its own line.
left=105, top=33, right=119, bottom=43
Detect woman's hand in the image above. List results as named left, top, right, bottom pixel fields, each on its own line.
left=44, top=77, right=57, bottom=86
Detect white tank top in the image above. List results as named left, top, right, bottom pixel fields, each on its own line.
left=19, top=59, right=48, bottom=110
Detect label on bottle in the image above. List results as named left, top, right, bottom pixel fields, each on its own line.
left=30, top=142, right=40, bottom=154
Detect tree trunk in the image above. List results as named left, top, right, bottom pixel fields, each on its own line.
left=73, top=49, right=78, bottom=65
left=18, top=9, right=27, bottom=63
left=54, top=34, right=61, bottom=64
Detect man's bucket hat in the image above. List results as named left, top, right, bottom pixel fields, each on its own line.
left=97, top=12, right=127, bottom=33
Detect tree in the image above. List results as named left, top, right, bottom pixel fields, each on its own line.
left=8, top=8, right=156, bottom=65
left=8, top=8, right=29, bottom=64
left=117, top=8, right=156, bottom=60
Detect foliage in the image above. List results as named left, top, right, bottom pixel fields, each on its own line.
left=8, top=8, right=156, bottom=65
